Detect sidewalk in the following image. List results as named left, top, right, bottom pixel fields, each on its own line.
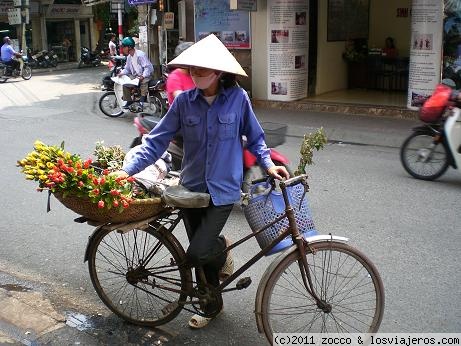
left=0, top=269, right=173, bottom=345
left=31, top=61, right=81, bottom=75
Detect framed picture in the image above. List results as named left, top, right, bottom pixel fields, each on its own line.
left=327, top=0, right=370, bottom=41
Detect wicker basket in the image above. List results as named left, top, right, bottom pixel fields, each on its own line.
left=53, top=192, right=165, bottom=223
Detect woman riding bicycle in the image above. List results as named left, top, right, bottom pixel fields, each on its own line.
left=115, top=34, right=289, bottom=329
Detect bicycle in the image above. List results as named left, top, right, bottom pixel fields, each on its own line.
left=81, top=174, right=384, bottom=343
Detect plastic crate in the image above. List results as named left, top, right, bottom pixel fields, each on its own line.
left=261, top=122, right=287, bottom=148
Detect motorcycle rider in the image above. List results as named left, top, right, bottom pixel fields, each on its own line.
left=117, top=37, right=153, bottom=109
left=114, top=34, right=290, bottom=329
left=166, top=41, right=195, bottom=105
left=1, top=37, right=22, bottom=74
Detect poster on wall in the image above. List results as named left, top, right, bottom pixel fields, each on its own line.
left=442, top=0, right=461, bottom=89
left=407, top=0, right=443, bottom=110
left=267, top=0, right=309, bottom=101
left=194, top=0, right=251, bottom=49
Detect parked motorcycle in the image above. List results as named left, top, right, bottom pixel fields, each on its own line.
left=47, top=49, right=59, bottom=67
left=0, top=55, right=32, bottom=82
left=130, top=113, right=293, bottom=188
left=98, top=73, right=168, bottom=117
left=400, top=85, right=461, bottom=181
left=30, top=50, right=48, bottom=68
left=78, top=47, right=101, bottom=68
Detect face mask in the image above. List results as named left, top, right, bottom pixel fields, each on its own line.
left=192, top=72, right=220, bottom=90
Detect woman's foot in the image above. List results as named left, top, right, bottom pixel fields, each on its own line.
left=219, top=237, right=234, bottom=281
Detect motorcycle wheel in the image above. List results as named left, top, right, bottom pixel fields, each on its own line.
left=146, top=93, right=168, bottom=116
left=400, top=132, right=449, bottom=180
left=50, top=57, right=58, bottom=67
left=93, top=59, right=101, bottom=67
left=21, top=66, right=32, bottom=80
left=99, top=91, right=124, bottom=117
left=242, top=160, right=293, bottom=193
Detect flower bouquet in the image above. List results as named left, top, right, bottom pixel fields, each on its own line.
left=17, top=141, right=166, bottom=223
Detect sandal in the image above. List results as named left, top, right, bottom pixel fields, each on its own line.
left=188, top=314, right=213, bottom=329
left=219, top=237, right=234, bottom=282
left=188, top=309, right=223, bottom=329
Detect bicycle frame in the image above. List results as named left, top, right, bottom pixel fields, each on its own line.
left=144, top=175, right=348, bottom=310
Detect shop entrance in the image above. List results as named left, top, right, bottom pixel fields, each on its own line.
left=46, top=20, right=75, bottom=61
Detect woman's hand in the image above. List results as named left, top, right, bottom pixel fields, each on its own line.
left=110, top=170, right=129, bottom=179
left=267, top=165, right=290, bottom=181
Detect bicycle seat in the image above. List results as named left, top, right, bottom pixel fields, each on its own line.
left=162, top=185, right=210, bottom=208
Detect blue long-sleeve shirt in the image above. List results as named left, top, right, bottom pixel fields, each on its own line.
left=122, top=86, right=274, bottom=205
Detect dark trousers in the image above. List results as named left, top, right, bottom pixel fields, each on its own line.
left=182, top=202, right=233, bottom=287
left=4, top=59, right=20, bottom=71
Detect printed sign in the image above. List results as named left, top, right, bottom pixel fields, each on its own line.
left=7, top=8, right=21, bottom=25
left=267, top=0, right=309, bottom=101
left=407, top=0, right=443, bottom=109
left=164, top=12, right=174, bottom=29
left=194, top=0, right=251, bottom=49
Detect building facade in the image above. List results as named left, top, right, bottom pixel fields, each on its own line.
left=1, top=0, right=97, bottom=61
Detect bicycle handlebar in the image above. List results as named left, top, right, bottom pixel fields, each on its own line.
left=250, top=174, right=308, bottom=188
left=280, top=174, right=308, bottom=187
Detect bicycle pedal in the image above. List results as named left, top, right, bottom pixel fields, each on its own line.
left=236, top=277, right=252, bottom=290
left=162, top=301, right=179, bottom=316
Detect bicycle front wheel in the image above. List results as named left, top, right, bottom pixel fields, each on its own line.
left=87, top=226, right=191, bottom=326
left=260, top=241, right=384, bottom=341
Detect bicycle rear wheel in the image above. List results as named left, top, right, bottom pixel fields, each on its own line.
left=260, top=241, right=384, bottom=341
left=87, top=226, right=192, bottom=326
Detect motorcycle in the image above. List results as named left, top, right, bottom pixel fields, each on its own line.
left=78, top=47, right=101, bottom=68
left=98, top=72, right=168, bottom=118
left=130, top=113, right=293, bottom=189
left=31, top=50, right=50, bottom=68
left=0, top=55, right=32, bottom=82
left=101, top=55, right=126, bottom=91
left=47, top=49, right=59, bottom=68
left=400, top=87, right=461, bottom=181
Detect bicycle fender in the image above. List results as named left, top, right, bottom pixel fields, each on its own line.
left=253, top=235, right=348, bottom=334
left=83, top=225, right=105, bottom=262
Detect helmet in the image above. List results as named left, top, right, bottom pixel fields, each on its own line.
left=121, top=37, right=135, bottom=48
left=174, top=41, right=194, bottom=57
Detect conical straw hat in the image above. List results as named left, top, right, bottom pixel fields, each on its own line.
left=167, top=34, right=248, bottom=77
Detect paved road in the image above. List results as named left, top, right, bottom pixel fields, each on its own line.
left=0, top=68, right=460, bottom=345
